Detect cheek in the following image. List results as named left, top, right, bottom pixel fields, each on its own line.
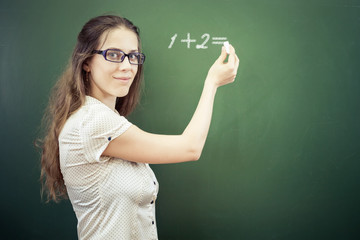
left=133, top=66, right=139, bottom=76
left=90, top=61, right=114, bottom=79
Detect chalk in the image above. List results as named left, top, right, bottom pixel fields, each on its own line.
left=224, top=41, right=230, bottom=54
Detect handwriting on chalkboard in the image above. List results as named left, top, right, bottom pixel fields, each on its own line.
left=168, top=33, right=228, bottom=49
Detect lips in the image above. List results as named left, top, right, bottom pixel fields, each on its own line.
left=113, top=76, right=131, bottom=81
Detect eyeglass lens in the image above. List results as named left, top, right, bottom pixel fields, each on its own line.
left=106, top=50, right=144, bottom=64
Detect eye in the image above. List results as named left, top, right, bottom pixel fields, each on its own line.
left=106, top=50, right=123, bottom=61
left=128, top=53, right=140, bottom=62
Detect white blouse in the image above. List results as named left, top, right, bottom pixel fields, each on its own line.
left=59, top=96, right=159, bottom=240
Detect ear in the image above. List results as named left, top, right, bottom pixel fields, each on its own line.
left=83, top=61, right=90, bottom=72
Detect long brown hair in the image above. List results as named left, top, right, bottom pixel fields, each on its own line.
left=38, top=15, right=144, bottom=202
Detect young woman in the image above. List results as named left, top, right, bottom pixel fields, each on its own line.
left=39, top=15, right=239, bottom=239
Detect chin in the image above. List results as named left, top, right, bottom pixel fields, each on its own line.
left=116, top=90, right=130, bottom=98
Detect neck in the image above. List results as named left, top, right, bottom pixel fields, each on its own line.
left=88, top=81, right=117, bottom=111
left=89, top=91, right=117, bottom=111
left=99, top=96, right=117, bottom=111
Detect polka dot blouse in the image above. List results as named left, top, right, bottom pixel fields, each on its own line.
left=59, top=96, right=159, bottom=240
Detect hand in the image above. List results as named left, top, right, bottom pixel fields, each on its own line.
left=206, top=44, right=239, bottom=88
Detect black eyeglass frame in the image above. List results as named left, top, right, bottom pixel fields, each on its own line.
left=92, top=49, right=146, bottom=65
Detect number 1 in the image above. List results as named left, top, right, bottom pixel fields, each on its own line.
left=168, top=34, right=177, bottom=49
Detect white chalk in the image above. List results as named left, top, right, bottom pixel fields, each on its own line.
left=224, top=41, right=230, bottom=54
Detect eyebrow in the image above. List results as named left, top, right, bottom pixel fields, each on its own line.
left=108, top=47, right=139, bottom=53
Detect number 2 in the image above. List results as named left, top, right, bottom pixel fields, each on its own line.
left=196, top=33, right=210, bottom=49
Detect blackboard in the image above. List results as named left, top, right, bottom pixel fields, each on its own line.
left=1, top=0, right=360, bottom=239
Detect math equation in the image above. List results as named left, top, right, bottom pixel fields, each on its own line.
left=168, top=33, right=228, bottom=49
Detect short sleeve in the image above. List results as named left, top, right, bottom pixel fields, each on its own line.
left=80, top=103, right=132, bottom=163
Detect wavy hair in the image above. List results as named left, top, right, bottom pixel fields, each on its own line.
left=37, top=15, right=144, bottom=202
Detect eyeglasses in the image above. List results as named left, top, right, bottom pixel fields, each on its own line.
left=92, top=49, right=145, bottom=65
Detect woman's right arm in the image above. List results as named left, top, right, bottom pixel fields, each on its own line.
left=103, top=44, right=239, bottom=164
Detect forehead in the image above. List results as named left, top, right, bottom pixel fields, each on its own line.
left=99, top=27, right=139, bottom=50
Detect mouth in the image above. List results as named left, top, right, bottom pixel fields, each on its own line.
left=113, top=76, right=131, bottom=81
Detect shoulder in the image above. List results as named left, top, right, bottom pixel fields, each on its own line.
left=60, top=96, right=131, bottom=139
left=81, top=96, right=132, bottom=137
left=83, top=96, right=119, bottom=118
left=83, top=95, right=129, bottom=122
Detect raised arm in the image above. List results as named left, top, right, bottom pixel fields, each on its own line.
left=103, top=45, right=239, bottom=164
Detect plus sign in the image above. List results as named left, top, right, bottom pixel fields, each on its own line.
left=181, top=33, right=196, bottom=49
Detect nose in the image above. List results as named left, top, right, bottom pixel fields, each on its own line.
left=118, top=56, right=132, bottom=71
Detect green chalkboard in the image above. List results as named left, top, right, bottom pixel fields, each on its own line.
left=1, top=0, right=360, bottom=239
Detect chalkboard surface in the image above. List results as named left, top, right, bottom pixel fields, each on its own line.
left=1, top=0, right=360, bottom=239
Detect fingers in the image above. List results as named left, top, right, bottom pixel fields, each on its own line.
left=207, top=44, right=240, bottom=87
left=227, top=44, right=238, bottom=65
left=225, top=44, right=239, bottom=79
left=217, top=46, right=228, bottom=63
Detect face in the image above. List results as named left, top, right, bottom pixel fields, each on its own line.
left=84, top=27, right=139, bottom=107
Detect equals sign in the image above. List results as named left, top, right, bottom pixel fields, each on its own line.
left=212, top=37, right=228, bottom=45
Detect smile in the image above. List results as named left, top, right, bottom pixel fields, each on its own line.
left=113, top=76, right=131, bottom=81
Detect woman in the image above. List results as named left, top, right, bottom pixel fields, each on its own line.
left=39, top=15, right=239, bottom=239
